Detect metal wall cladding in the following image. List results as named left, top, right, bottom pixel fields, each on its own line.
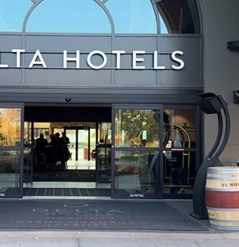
left=0, top=33, right=202, bottom=88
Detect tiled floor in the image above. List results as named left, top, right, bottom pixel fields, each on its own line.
left=23, top=159, right=111, bottom=197
left=23, top=187, right=111, bottom=197
left=23, top=182, right=111, bottom=198
left=23, top=181, right=110, bottom=189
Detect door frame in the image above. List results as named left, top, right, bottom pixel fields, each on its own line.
left=23, top=120, right=34, bottom=183
left=111, top=104, right=164, bottom=199
left=64, top=126, right=94, bottom=162
left=162, top=104, right=200, bottom=199
left=111, top=104, right=200, bottom=199
left=0, top=103, right=24, bottom=198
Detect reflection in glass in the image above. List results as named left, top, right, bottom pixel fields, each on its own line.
left=164, top=109, right=196, bottom=149
left=163, top=151, right=195, bottom=194
left=114, top=151, right=157, bottom=194
left=0, top=108, right=21, bottom=147
left=0, top=150, right=20, bottom=194
left=163, top=109, right=196, bottom=194
left=98, top=122, right=112, bottom=144
left=24, top=122, right=32, bottom=144
left=96, top=144, right=111, bottom=182
left=23, top=147, right=32, bottom=180
left=115, top=109, right=160, bottom=148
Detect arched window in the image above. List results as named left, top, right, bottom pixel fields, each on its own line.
left=105, top=0, right=157, bottom=33
left=0, top=0, right=200, bottom=34
left=156, top=0, right=200, bottom=34
left=26, top=1, right=111, bottom=33
left=0, top=0, right=31, bottom=32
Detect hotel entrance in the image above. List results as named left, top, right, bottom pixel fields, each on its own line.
left=0, top=102, right=200, bottom=199
left=21, top=105, right=112, bottom=197
left=0, top=0, right=204, bottom=199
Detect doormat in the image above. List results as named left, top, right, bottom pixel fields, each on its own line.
left=23, top=188, right=111, bottom=197
left=33, top=170, right=96, bottom=182
left=0, top=200, right=208, bottom=231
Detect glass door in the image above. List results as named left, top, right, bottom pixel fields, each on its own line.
left=64, top=129, right=77, bottom=161
left=23, top=121, right=34, bottom=182
left=111, top=105, right=163, bottom=199
left=162, top=106, right=198, bottom=198
left=0, top=104, right=24, bottom=198
left=78, top=129, right=90, bottom=161
left=64, top=127, right=96, bottom=170
left=95, top=122, right=112, bottom=183
left=65, top=128, right=96, bottom=161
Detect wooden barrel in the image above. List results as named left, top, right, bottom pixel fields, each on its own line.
left=205, top=167, right=239, bottom=231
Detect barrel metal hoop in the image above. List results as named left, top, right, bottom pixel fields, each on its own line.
left=210, top=223, right=239, bottom=231
left=206, top=187, right=239, bottom=191
left=206, top=176, right=239, bottom=180
left=207, top=168, right=239, bottom=174
left=210, top=218, right=239, bottom=223
left=207, top=207, right=239, bottom=212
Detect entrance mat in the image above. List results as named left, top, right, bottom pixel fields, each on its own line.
left=0, top=200, right=208, bottom=231
left=23, top=188, right=111, bottom=197
left=33, top=170, right=96, bottom=182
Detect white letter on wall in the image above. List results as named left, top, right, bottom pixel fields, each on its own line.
left=133, top=51, right=145, bottom=69
left=87, top=50, right=107, bottom=70
left=63, top=50, right=80, bottom=69
left=171, top=51, right=184, bottom=70
left=0, top=50, right=8, bottom=68
left=12, top=49, right=25, bottom=68
left=153, top=51, right=166, bottom=70
left=112, top=50, right=125, bottom=69
left=29, top=50, right=47, bottom=68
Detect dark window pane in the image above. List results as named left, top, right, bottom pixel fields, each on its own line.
left=156, top=0, right=200, bottom=34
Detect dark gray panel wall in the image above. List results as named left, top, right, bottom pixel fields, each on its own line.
left=160, top=37, right=202, bottom=87
left=0, top=33, right=202, bottom=88
left=0, top=34, right=22, bottom=48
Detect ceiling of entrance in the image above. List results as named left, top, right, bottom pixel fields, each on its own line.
left=24, top=106, right=111, bottom=122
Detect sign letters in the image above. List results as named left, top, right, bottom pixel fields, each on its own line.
left=0, top=49, right=185, bottom=70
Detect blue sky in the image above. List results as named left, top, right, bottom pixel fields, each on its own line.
left=0, top=0, right=167, bottom=33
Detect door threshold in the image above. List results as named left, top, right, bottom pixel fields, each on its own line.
left=22, top=196, right=112, bottom=200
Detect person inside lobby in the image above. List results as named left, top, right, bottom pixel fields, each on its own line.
left=35, top=133, right=48, bottom=165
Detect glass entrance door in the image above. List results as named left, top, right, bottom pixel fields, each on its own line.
left=64, top=128, right=93, bottom=161
left=64, top=127, right=96, bottom=170
left=111, top=105, right=163, bottom=199
left=0, top=104, right=24, bottom=198
left=111, top=105, right=199, bottom=199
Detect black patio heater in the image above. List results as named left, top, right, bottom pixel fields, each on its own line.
left=190, top=92, right=231, bottom=220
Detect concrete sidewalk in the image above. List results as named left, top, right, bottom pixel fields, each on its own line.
left=0, top=230, right=239, bottom=247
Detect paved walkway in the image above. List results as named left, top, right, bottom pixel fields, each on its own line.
left=1, top=230, right=239, bottom=247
